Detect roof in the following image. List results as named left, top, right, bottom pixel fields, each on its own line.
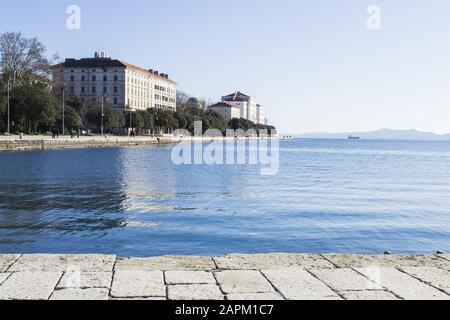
left=208, top=102, right=239, bottom=109
left=222, top=91, right=251, bottom=101
left=58, top=58, right=177, bottom=84
left=120, top=61, right=177, bottom=84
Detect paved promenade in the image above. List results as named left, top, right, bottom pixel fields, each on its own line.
left=1, top=253, right=450, bottom=300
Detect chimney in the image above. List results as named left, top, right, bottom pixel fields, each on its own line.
left=165, top=74, right=169, bottom=79
left=149, top=69, right=154, bottom=73
left=154, top=71, right=159, bottom=75
left=160, top=73, right=165, bottom=78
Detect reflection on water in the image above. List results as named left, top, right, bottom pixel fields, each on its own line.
left=1, top=140, right=450, bottom=256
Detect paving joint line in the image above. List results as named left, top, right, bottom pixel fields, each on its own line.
left=305, top=268, right=346, bottom=300
left=258, top=270, right=287, bottom=300
left=396, top=267, right=450, bottom=296
left=4, top=254, right=22, bottom=273
left=350, top=267, right=403, bottom=300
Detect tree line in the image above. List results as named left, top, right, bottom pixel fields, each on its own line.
left=0, top=31, right=276, bottom=136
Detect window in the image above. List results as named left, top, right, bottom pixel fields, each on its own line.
left=92, top=76, right=96, bottom=81
left=81, top=86, right=85, bottom=94
left=114, top=75, right=118, bottom=81
left=114, top=97, right=118, bottom=105
left=103, top=75, right=107, bottom=81
left=92, top=86, right=96, bottom=93
left=70, top=87, right=74, bottom=93
left=70, top=76, right=74, bottom=81
left=92, top=97, right=96, bottom=103
left=103, top=86, right=107, bottom=94
left=81, top=75, right=85, bottom=82
left=114, top=86, right=118, bottom=93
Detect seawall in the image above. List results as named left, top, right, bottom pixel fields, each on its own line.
left=0, top=253, right=449, bottom=300
left=0, top=136, right=178, bottom=152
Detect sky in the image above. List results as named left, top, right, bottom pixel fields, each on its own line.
left=1, top=0, right=450, bottom=134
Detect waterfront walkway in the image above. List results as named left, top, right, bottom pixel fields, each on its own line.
left=0, top=253, right=450, bottom=300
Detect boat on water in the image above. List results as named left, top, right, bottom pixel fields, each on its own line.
left=348, top=135, right=360, bottom=140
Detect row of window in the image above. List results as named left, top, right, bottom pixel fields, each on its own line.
left=69, top=75, right=120, bottom=82
left=69, top=86, right=120, bottom=94
left=79, top=96, right=120, bottom=105
left=70, top=69, right=119, bottom=73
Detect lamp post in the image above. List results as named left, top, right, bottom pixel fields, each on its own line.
left=125, top=106, right=135, bottom=136
left=6, top=79, right=10, bottom=135
left=101, top=95, right=105, bottom=136
left=62, top=87, right=65, bottom=136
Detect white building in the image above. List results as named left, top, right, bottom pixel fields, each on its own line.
left=221, top=91, right=266, bottom=124
left=52, top=53, right=177, bottom=111
left=207, top=102, right=241, bottom=124
left=256, top=104, right=267, bottom=125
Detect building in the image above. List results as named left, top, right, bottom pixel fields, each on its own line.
left=256, top=104, right=267, bottom=125
left=52, top=52, right=177, bottom=112
left=221, top=91, right=266, bottom=124
left=207, top=102, right=241, bottom=124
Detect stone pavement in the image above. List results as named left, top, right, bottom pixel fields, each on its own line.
left=0, top=253, right=449, bottom=300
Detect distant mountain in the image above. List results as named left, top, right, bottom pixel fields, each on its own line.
left=296, top=129, right=450, bottom=141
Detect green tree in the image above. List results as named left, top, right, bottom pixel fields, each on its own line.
left=56, top=105, right=82, bottom=132
left=104, top=107, right=125, bottom=131
left=9, top=83, right=56, bottom=133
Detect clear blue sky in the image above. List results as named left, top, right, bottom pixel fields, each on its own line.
left=1, top=0, right=450, bottom=134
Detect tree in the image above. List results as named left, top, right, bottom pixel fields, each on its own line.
left=0, top=32, right=57, bottom=87
left=66, top=96, right=86, bottom=117
left=176, top=91, right=191, bottom=109
left=9, top=83, right=56, bottom=133
left=85, top=106, right=125, bottom=132
left=104, top=107, right=125, bottom=131
left=56, top=105, right=82, bottom=132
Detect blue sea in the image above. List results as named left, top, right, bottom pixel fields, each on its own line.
left=0, top=139, right=449, bottom=256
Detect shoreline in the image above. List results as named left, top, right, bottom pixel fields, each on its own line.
left=0, top=253, right=449, bottom=300
left=0, top=135, right=277, bottom=152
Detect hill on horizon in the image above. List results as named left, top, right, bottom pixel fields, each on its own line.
left=294, top=129, right=450, bottom=141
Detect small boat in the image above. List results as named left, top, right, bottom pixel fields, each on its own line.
left=348, top=135, right=360, bottom=140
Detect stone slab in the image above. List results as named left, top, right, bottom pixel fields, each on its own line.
left=56, top=272, right=112, bottom=289
left=356, top=267, right=450, bottom=300
left=111, top=270, right=165, bottom=298
left=341, top=290, right=400, bottom=300
left=323, top=254, right=450, bottom=269
left=168, top=284, right=223, bottom=300
left=262, top=269, right=341, bottom=300
left=0, top=272, right=61, bottom=300
left=214, top=254, right=334, bottom=270
left=0, top=255, right=20, bottom=272
left=227, top=293, right=285, bottom=300
left=401, top=267, right=450, bottom=295
left=310, top=268, right=382, bottom=291
left=116, top=256, right=216, bottom=271
left=9, top=254, right=116, bottom=272
left=50, top=288, right=109, bottom=300
left=215, top=270, right=274, bottom=294
left=165, top=271, right=215, bottom=285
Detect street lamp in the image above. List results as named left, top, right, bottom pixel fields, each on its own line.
left=62, top=87, right=65, bottom=136
left=6, top=78, right=10, bottom=135
left=101, top=95, right=105, bottom=136
left=125, top=106, right=135, bottom=136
